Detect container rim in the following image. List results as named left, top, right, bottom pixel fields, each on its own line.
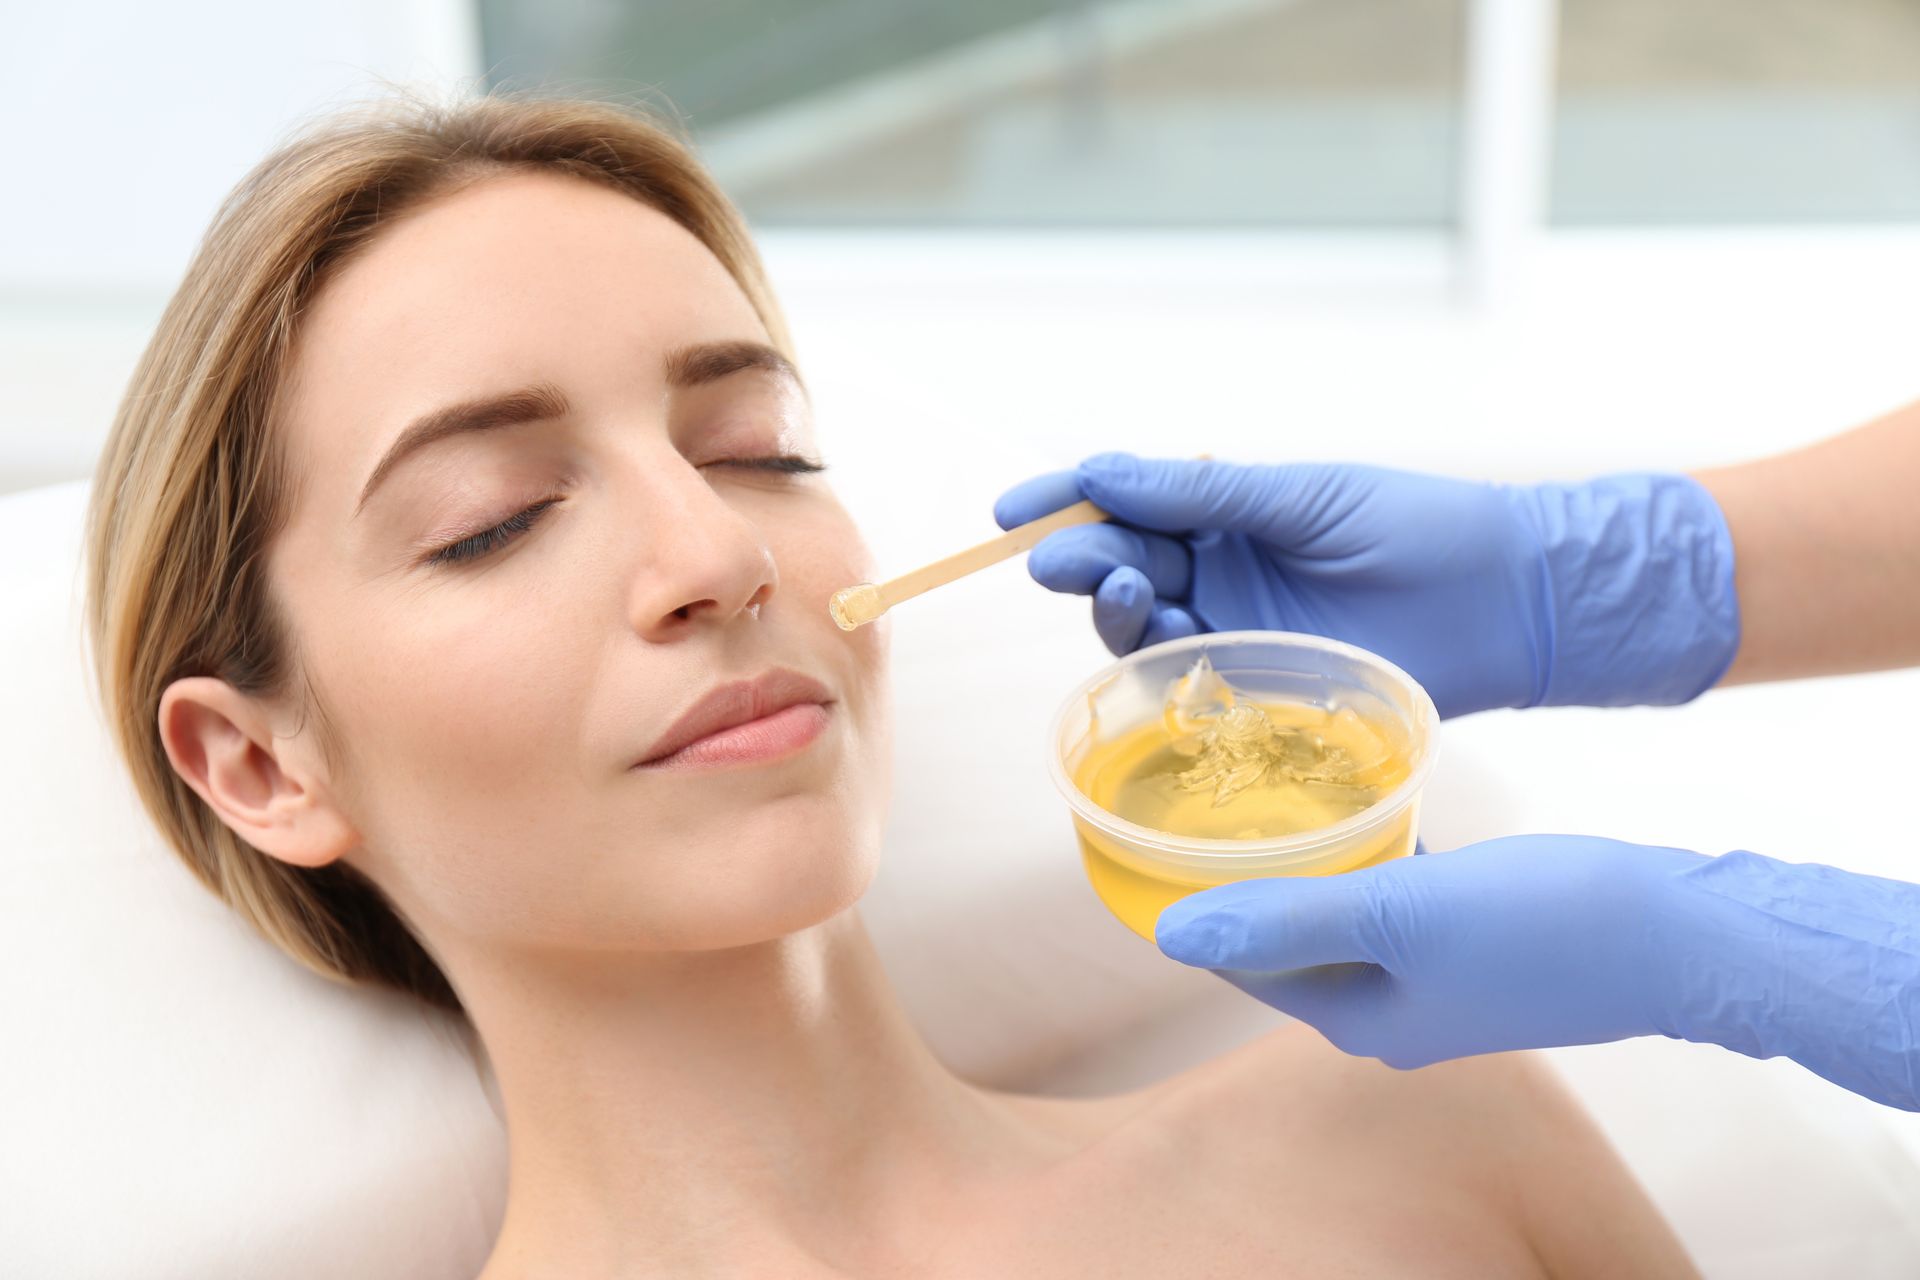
left=1045, top=629, right=1441, bottom=862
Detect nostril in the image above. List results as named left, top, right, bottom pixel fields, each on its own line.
left=668, top=599, right=721, bottom=622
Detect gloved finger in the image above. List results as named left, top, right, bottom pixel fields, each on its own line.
left=1076, top=452, right=1350, bottom=543
left=1137, top=602, right=1200, bottom=650
left=1154, top=871, right=1394, bottom=971
left=993, top=469, right=1083, bottom=530
left=1026, top=523, right=1193, bottom=598
left=1215, top=963, right=1395, bottom=1053
left=1092, top=567, right=1153, bottom=654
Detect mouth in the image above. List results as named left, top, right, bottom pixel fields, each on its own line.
left=632, top=668, right=836, bottom=772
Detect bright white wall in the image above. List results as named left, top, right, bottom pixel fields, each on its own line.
left=0, top=0, right=479, bottom=292
left=0, top=1, right=479, bottom=489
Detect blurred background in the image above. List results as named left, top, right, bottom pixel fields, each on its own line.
left=5, top=0, right=1919, bottom=508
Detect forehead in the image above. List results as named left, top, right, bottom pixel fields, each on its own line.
left=276, top=169, right=767, bottom=501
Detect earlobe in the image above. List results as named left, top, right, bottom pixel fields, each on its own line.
left=157, top=677, right=354, bottom=869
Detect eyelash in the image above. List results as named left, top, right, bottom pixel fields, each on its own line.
left=426, top=454, right=827, bottom=567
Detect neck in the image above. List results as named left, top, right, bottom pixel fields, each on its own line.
left=460, top=910, right=1074, bottom=1276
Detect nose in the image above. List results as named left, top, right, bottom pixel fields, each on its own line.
left=625, top=458, right=778, bottom=640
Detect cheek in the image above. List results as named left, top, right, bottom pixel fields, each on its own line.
left=302, top=575, right=598, bottom=891
left=786, top=493, right=877, bottom=597
left=353, top=589, right=582, bottom=766
left=780, top=497, right=892, bottom=743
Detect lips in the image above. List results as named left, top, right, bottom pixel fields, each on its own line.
left=634, top=667, right=834, bottom=768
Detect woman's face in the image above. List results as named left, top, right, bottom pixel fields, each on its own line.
left=253, top=169, right=891, bottom=961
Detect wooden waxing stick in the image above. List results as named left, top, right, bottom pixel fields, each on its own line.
left=827, top=454, right=1211, bottom=631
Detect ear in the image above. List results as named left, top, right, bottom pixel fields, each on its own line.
left=157, top=676, right=357, bottom=869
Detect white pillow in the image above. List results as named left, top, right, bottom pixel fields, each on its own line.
left=0, top=482, right=504, bottom=1277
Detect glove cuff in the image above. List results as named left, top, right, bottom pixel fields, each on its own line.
left=1668, top=850, right=1920, bottom=1111
left=1510, top=472, right=1741, bottom=709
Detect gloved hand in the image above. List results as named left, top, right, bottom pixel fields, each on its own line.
left=1155, top=836, right=1920, bottom=1111
left=993, top=455, right=1740, bottom=718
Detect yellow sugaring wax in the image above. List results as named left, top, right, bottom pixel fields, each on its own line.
left=1069, top=654, right=1415, bottom=938
left=829, top=582, right=883, bottom=631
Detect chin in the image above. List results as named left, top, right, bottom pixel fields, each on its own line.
left=739, top=835, right=878, bottom=939
left=648, top=879, right=872, bottom=953
left=635, top=822, right=881, bottom=952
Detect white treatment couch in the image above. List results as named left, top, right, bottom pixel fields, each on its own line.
left=5, top=477, right=1920, bottom=1277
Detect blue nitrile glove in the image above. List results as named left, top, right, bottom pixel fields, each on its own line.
left=993, top=456, right=1740, bottom=719
left=1156, top=837, right=1920, bottom=1111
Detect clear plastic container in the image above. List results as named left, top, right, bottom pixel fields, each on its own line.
left=1047, top=630, right=1440, bottom=940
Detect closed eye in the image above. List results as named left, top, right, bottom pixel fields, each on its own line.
left=428, top=497, right=562, bottom=566
left=425, top=456, right=825, bottom=568
left=714, top=454, right=827, bottom=476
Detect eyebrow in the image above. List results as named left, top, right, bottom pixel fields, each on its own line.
left=353, top=339, right=802, bottom=518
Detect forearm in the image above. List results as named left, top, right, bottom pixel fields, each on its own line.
left=1693, top=399, right=1920, bottom=685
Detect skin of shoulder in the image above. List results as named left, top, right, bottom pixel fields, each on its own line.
left=1106, top=1021, right=1698, bottom=1279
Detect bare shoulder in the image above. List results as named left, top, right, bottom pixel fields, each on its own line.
left=1148, top=1022, right=1698, bottom=1278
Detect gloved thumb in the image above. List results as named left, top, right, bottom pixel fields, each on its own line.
left=1154, top=871, right=1391, bottom=972
left=1077, top=452, right=1339, bottom=543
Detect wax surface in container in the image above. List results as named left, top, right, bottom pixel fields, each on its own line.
left=1066, top=652, right=1422, bottom=937
left=1085, top=653, right=1410, bottom=842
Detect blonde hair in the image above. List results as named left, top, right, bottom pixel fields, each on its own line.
left=85, top=93, right=790, bottom=1014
